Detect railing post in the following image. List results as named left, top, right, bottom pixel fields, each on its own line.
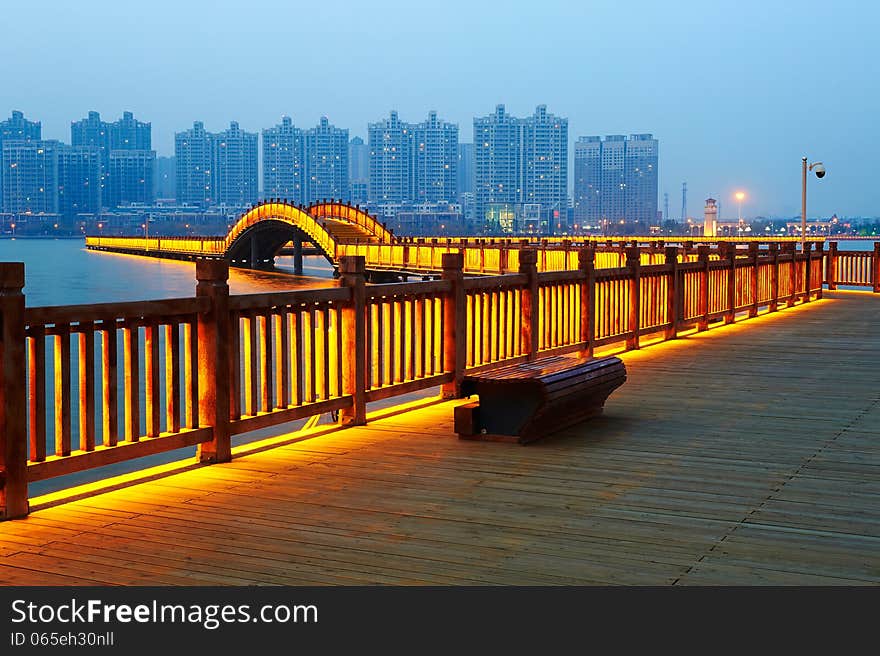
left=769, top=243, right=780, bottom=312
left=441, top=253, right=466, bottom=398
left=827, top=241, right=838, bottom=290
left=339, top=256, right=367, bottom=425
left=748, top=243, right=759, bottom=317
left=803, top=242, right=813, bottom=303
left=697, top=245, right=710, bottom=331
left=787, top=243, right=797, bottom=308
left=626, top=246, right=640, bottom=349
left=722, top=242, right=736, bottom=324
left=0, top=263, right=28, bottom=519
left=664, top=246, right=679, bottom=340
left=519, top=249, right=540, bottom=360
left=874, top=242, right=880, bottom=293
left=196, top=260, right=231, bottom=464
left=578, top=246, right=595, bottom=357
left=814, top=242, right=824, bottom=300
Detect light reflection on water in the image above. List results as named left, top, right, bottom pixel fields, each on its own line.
left=0, top=238, right=336, bottom=306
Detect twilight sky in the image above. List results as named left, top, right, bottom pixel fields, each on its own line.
left=1, top=0, right=876, bottom=219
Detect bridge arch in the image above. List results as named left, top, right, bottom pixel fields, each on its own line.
left=308, top=201, right=393, bottom=243
left=223, top=202, right=340, bottom=269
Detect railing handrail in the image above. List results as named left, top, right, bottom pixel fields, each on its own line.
left=0, top=242, right=874, bottom=519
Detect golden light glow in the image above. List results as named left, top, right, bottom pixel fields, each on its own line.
left=735, top=191, right=746, bottom=201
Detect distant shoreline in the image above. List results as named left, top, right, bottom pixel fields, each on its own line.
left=0, top=235, right=85, bottom=240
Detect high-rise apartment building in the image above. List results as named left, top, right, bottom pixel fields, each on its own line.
left=624, top=134, right=659, bottom=225
left=457, top=143, right=474, bottom=196
left=349, top=136, right=368, bottom=205
left=412, top=111, right=458, bottom=204
left=304, top=117, right=348, bottom=204
left=0, top=111, right=42, bottom=211
left=368, top=111, right=413, bottom=205
left=212, top=121, right=258, bottom=207
left=155, top=156, right=176, bottom=200
left=1, top=140, right=59, bottom=214
left=72, top=111, right=154, bottom=209
left=474, top=105, right=522, bottom=231
left=175, top=121, right=213, bottom=207
left=110, top=111, right=151, bottom=150
left=263, top=116, right=304, bottom=204
left=522, top=105, right=568, bottom=232
left=573, top=134, right=658, bottom=227
left=107, top=150, right=155, bottom=206
left=573, top=137, right=602, bottom=225
left=474, top=104, right=568, bottom=233
left=57, top=144, right=102, bottom=216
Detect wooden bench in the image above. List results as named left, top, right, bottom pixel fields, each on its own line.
left=454, top=355, right=626, bottom=444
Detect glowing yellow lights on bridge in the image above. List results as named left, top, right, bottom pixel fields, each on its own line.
left=735, top=191, right=746, bottom=201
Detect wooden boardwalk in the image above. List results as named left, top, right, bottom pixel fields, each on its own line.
left=1, top=290, right=878, bottom=585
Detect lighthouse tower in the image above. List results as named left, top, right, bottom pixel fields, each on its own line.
left=704, top=198, right=718, bottom=237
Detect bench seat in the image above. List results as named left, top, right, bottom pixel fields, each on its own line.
left=454, top=355, right=626, bottom=444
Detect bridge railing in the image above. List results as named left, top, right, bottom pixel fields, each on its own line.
left=0, top=241, right=845, bottom=518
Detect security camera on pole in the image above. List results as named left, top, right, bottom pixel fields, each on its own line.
left=801, top=157, right=826, bottom=249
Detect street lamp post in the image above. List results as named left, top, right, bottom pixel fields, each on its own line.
left=801, top=156, right=826, bottom=249
left=735, top=191, right=745, bottom=234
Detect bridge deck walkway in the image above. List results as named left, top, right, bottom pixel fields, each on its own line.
left=1, top=291, right=878, bottom=585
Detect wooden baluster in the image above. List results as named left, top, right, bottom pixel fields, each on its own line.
left=803, top=242, right=813, bottom=303
left=579, top=246, right=596, bottom=356
left=123, top=322, right=140, bottom=442
left=50, top=325, right=73, bottom=461
left=697, top=246, right=710, bottom=331
left=827, top=241, right=838, bottom=290
left=101, top=322, right=118, bottom=445
left=275, top=310, right=289, bottom=409
left=626, top=247, right=641, bottom=349
left=78, top=322, right=96, bottom=450
left=722, top=243, right=736, bottom=324
left=226, top=313, right=239, bottom=421
left=748, top=243, right=759, bottom=317
left=339, top=256, right=366, bottom=425
left=292, top=309, right=303, bottom=406
left=0, top=263, right=28, bottom=518
left=874, top=242, right=880, bottom=293
left=243, top=313, right=257, bottom=415
left=144, top=322, right=160, bottom=437
left=664, top=247, right=678, bottom=340
left=165, top=323, right=181, bottom=434
left=769, top=243, right=780, bottom=312
left=259, top=312, right=272, bottom=413
left=788, top=243, right=798, bottom=307
left=814, top=242, right=824, bottom=300
left=196, top=260, right=231, bottom=464
left=519, top=249, right=539, bottom=360
left=441, top=253, right=466, bottom=398
left=28, top=328, right=46, bottom=462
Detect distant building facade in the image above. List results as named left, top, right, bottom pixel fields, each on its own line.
left=348, top=136, right=369, bottom=198
left=1, top=140, right=59, bottom=214
left=107, top=150, right=155, bottom=207
left=71, top=111, right=155, bottom=208
left=368, top=111, right=413, bottom=206
left=175, top=122, right=213, bottom=207
left=412, top=111, right=458, bottom=204
left=0, top=111, right=42, bottom=210
left=474, top=104, right=567, bottom=234
left=155, top=156, right=176, bottom=200
left=574, top=133, right=658, bottom=228
left=262, top=116, right=304, bottom=204
left=457, top=143, right=474, bottom=196
left=304, top=117, right=348, bottom=204
left=211, top=121, right=258, bottom=207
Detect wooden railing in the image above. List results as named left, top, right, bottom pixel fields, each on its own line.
left=0, top=240, right=867, bottom=518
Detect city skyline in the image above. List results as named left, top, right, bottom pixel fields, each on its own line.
left=1, top=0, right=872, bottom=218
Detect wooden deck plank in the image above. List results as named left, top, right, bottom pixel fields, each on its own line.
left=2, top=291, right=879, bottom=585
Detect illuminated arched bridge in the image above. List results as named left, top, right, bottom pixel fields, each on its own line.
left=86, top=200, right=825, bottom=278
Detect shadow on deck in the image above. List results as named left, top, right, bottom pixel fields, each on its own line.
left=1, top=291, right=878, bottom=585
